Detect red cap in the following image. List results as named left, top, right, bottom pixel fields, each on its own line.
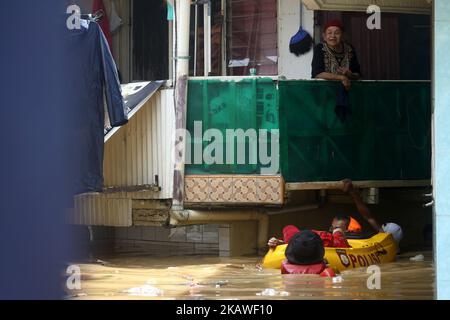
left=324, top=20, right=344, bottom=32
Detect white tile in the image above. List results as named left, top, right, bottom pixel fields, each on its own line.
left=154, top=227, right=170, bottom=240
left=202, top=232, right=219, bottom=244
left=187, top=231, right=203, bottom=243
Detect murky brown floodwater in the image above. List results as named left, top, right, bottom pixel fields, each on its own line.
left=67, top=251, right=434, bottom=300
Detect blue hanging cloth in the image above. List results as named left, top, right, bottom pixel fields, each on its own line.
left=335, top=84, right=351, bottom=123
left=67, top=20, right=128, bottom=194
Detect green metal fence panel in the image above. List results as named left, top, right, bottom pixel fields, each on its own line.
left=186, top=78, right=279, bottom=175
left=279, top=80, right=431, bottom=183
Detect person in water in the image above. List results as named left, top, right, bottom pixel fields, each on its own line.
left=281, top=230, right=335, bottom=276
left=268, top=179, right=403, bottom=249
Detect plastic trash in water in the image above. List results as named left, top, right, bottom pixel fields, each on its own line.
left=188, top=281, right=204, bottom=288
left=257, top=288, right=290, bottom=297
left=215, top=280, right=229, bottom=288
left=410, top=254, right=425, bottom=262
left=332, top=275, right=344, bottom=283
left=124, top=285, right=164, bottom=297
left=258, top=288, right=277, bottom=296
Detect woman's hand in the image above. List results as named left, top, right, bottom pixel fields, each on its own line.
left=339, top=75, right=351, bottom=90
left=337, top=67, right=352, bottom=77
left=338, top=67, right=360, bottom=80
left=268, top=237, right=284, bottom=248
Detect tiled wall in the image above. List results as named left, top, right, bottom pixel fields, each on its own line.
left=113, top=225, right=221, bottom=256
left=72, top=221, right=229, bottom=257
left=185, top=175, right=284, bottom=205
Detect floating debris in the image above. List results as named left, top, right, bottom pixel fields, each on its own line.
left=410, top=254, right=425, bottom=262
left=255, top=264, right=263, bottom=271
left=215, top=280, right=229, bottom=288
left=188, top=281, right=204, bottom=288
left=257, top=288, right=289, bottom=297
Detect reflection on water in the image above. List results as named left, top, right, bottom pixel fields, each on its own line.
left=67, top=251, right=434, bottom=300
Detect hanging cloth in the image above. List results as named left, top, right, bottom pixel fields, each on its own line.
left=335, top=84, right=351, bottom=123
left=68, top=20, right=127, bottom=194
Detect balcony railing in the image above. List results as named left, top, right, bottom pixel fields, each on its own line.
left=186, top=78, right=431, bottom=184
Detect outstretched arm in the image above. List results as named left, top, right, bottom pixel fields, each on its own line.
left=342, top=179, right=383, bottom=232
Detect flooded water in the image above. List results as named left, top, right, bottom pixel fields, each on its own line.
left=67, top=251, right=434, bottom=300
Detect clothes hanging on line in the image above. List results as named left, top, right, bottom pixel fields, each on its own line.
left=67, top=20, right=128, bottom=194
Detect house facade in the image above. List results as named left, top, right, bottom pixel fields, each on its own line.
left=69, top=0, right=439, bottom=282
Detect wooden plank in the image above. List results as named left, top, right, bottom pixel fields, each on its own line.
left=286, top=180, right=431, bottom=191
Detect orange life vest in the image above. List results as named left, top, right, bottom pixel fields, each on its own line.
left=281, top=260, right=336, bottom=277
left=348, top=216, right=362, bottom=232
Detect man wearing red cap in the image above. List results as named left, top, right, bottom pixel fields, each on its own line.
left=311, top=20, right=361, bottom=90
left=268, top=180, right=384, bottom=249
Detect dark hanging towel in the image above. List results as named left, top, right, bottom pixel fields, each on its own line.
left=335, top=84, right=351, bottom=123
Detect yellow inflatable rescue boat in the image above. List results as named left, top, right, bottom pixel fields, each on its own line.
left=262, top=232, right=397, bottom=272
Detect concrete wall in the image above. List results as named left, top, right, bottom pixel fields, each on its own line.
left=278, top=0, right=315, bottom=79
left=75, top=223, right=258, bottom=258
left=71, top=224, right=220, bottom=256
left=219, top=222, right=259, bottom=257
left=113, top=225, right=220, bottom=256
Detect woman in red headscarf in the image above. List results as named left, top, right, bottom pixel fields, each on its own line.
left=311, top=20, right=361, bottom=90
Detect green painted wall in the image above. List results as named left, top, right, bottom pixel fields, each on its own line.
left=187, top=79, right=431, bottom=183
left=280, top=80, right=431, bottom=182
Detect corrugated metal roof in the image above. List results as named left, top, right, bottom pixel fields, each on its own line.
left=105, top=81, right=164, bottom=142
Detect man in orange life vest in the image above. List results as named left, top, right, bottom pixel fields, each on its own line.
left=268, top=179, right=384, bottom=250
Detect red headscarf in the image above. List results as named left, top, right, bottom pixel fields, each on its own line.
left=324, top=20, right=344, bottom=32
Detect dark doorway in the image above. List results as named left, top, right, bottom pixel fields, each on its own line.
left=133, top=0, right=169, bottom=81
